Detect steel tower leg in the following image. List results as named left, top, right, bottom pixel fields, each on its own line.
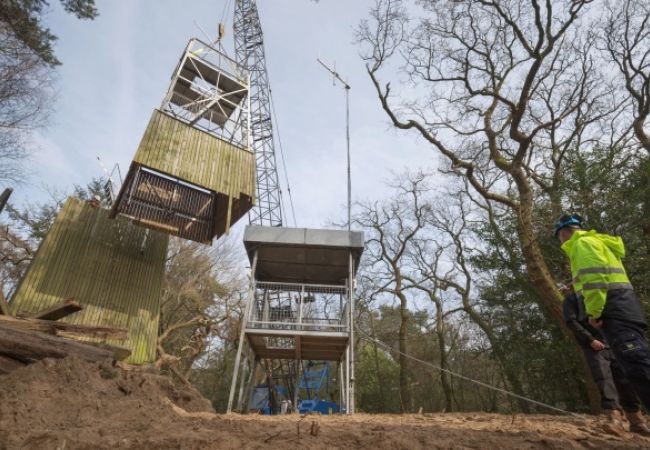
left=339, top=361, right=345, bottom=412
left=349, top=251, right=355, bottom=414
left=227, top=251, right=258, bottom=413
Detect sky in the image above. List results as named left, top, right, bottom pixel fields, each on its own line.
left=11, top=0, right=436, bottom=230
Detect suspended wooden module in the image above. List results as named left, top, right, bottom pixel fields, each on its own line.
left=10, top=197, right=168, bottom=364
left=111, top=38, right=255, bottom=244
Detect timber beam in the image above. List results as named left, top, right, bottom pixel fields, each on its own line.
left=0, top=315, right=128, bottom=341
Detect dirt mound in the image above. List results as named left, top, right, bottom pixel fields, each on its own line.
left=0, top=356, right=213, bottom=449
left=1, top=356, right=649, bottom=449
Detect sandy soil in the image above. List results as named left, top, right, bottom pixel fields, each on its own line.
left=1, top=357, right=648, bottom=450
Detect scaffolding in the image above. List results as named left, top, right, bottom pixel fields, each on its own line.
left=160, top=38, right=249, bottom=144
left=227, top=225, right=364, bottom=414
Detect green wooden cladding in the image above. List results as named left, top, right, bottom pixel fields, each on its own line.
left=11, top=197, right=169, bottom=364
left=134, top=109, right=256, bottom=201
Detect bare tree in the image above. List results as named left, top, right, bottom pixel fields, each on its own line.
left=355, top=171, right=429, bottom=412
left=0, top=23, right=51, bottom=182
left=157, top=235, right=247, bottom=384
left=405, top=235, right=458, bottom=411
left=0, top=0, right=98, bottom=182
left=358, top=0, right=623, bottom=325
left=602, top=0, right=650, bottom=153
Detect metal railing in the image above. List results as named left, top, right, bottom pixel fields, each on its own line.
left=160, top=38, right=251, bottom=149
left=246, top=281, right=349, bottom=333
left=186, top=38, right=247, bottom=82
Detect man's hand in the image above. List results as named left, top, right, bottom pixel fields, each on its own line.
left=590, top=339, right=606, bottom=351
left=588, top=317, right=603, bottom=329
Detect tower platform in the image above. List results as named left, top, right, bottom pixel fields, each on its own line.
left=227, top=225, right=364, bottom=414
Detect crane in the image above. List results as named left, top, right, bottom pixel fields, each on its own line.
left=231, top=0, right=296, bottom=414
left=233, top=0, right=283, bottom=227
left=226, top=1, right=354, bottom=415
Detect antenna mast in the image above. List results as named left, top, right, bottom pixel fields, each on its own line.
left=317, top=59, right=351, bottom=232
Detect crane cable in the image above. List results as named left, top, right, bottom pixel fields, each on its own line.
left=355, top=326, right=585, bottom=418
left=269, top=87, right=298, bottom=227
left=220, top=0, right=234, bottom=28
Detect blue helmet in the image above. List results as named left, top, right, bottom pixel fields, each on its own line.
left=554, top=213, right=583, bottom=237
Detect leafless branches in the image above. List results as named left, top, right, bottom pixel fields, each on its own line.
left=156, top=235, right=247, bottom=382
left=602, top=0, right=650, bottom=153
left=357, top=0, right=627, bottom=323
left=354, top=170, right=431, bottom=411
left=0, top=22, right=53, bottom=182
left=356, top=170, right=536, bottom=411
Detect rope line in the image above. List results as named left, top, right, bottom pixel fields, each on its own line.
left=356, top=327, right=584, bottom=418
left=269, top=88, right=298, bottom=227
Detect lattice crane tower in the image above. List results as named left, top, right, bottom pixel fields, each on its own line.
left=234, top=0, right=283, bottom=227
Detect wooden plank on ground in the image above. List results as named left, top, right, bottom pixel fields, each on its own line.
left=0, top=325, right=130, bottom=362
left=81, top=341, right=132, bottom=361
left=31, top=298, right=82, bottom=321
left=0, top=354, right=26, bottom=374
left=0, top=315, right=128, bottom=340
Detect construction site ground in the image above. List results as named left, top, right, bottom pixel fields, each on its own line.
left=1, top=357, right=649, bottom=450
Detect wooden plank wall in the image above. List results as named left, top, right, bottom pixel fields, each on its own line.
left=10, top=197, right=169, bottom=364
left=134, top=109, right=256, bottom=202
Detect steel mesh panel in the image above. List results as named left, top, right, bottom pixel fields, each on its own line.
left=248, top=282, right=348, bottom=333
left=113, top=167, right=215, bottom=243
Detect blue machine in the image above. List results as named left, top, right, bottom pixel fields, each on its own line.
left=296, top=362, right=340, bottom=414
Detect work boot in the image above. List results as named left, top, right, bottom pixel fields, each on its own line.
left=625, top=410, right=650, bottom=437
left=602, top=409, right=626, bottom=436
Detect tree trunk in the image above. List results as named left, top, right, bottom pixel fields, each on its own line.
left=633, top=117, right=650, bottom=154
left=514, top=172, right=600, bottom=413
left=397, top=289, right=410, bottom=412
left=433, top=301, right=453, bottom=412
left=515, top=188, right=563, bottom=321
left=369, top=313, right=387, bottom=412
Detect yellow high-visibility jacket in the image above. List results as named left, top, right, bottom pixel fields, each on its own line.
left=561, top=230, right=632, bottom=319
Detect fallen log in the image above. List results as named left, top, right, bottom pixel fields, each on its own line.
left=31, top=298, right=82, bottom=321
left=0, top=325, right=130, bottom=362
left=0, top=315, right=127, bottom=340
left=75, top=341, right=132, bottom=361
left=0, top=354, right=27, bottom=374
left=65, top=340, right=131, bottom=361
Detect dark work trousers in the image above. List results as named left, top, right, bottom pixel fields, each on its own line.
left=601, top=319, right=650, bottom=411
left=583, top=345, right=640, bottom=412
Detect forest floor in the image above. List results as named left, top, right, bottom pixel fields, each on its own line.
left=1, top=356, right=649, bottom=450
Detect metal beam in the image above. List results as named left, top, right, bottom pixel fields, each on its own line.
left=227, top=250, right=258, bottom=413
left=244, top=328, right=349, bottom=338
left=348, top=251, right=355, bottom=414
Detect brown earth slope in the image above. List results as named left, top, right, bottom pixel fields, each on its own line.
left=0, top=357, right=648, bottom=450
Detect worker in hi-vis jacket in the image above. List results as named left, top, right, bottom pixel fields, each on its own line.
left=562, top=292, right=649, bottom=435
left=556, top=214, right=650, bottom=434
